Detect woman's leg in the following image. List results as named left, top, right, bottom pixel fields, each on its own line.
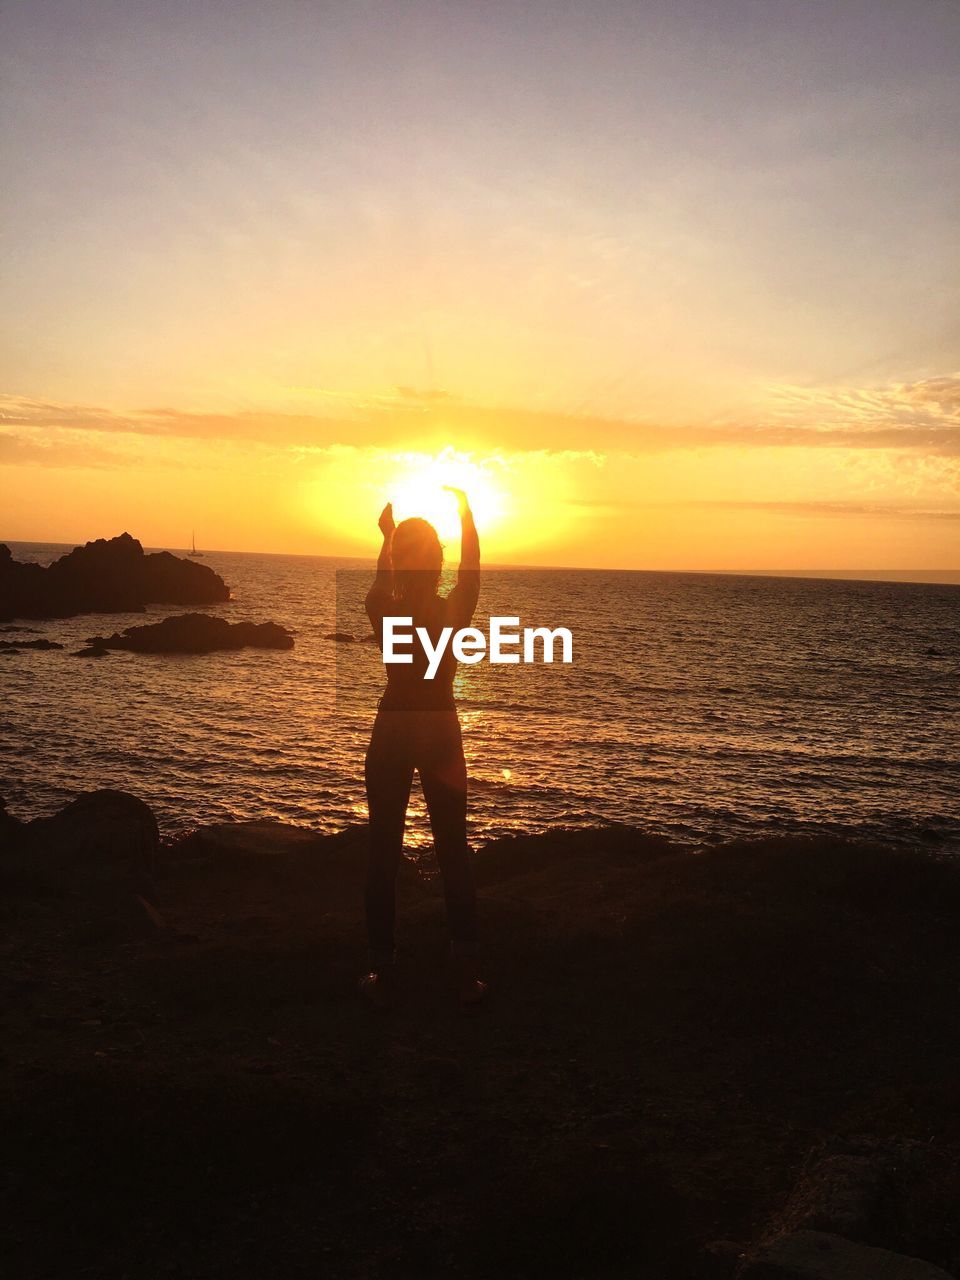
left=418, top=714, right=477, bottom=952
left=364, top=714, right=414, bottom=967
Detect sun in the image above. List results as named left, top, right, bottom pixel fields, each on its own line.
left=304, top=442, right=578, bottom=559
left=389, top=451, right=506, bottom=543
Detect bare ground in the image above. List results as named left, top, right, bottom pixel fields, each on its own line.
left=3, top=820, right=959, bottom=1278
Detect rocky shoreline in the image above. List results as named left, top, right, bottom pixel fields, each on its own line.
left=0, top=533, right=230, bottom=622
left=2, top=790, right=958, bottom=1278
left=81, top=612, right=295, bottom=655
left=1, top=537, right=296, bottom=657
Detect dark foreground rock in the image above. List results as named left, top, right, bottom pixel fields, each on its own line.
left=3, top=806, right=959, bottom=1279
left=1, top=788, right=158, bottom=883
left=86, top=613, right=294, bottom=654
left=739, top=1230, right=955, bottom=1279
left=1, top=790, right=162, bottom=941
left=0, top=795, right=20, bottom=845
left=0, top=534, right=230, bottom=622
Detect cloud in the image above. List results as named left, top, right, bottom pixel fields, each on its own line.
left=2, top=373, right=958, bottom=461
left=395, top=386, right=458, bottom=403
left=906, top=377, right=960, bottom=413
left=0, top=431, right=124, bottom=469
left=756, top=375, right=960, bottom=454
left=570, top=496, right=960, bottom=521
left=0, top=397, right=148, bottom=434
left=684, top=499, right=960, bottom=521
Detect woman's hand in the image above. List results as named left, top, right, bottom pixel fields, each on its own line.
left=378, top=502, right=395, bottom=538
left=443, top=486, right=470, bottom=518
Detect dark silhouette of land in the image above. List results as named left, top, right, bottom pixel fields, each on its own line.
left=81, top=613, right=294, bottom=656
left=0, top=533, right=229, bottom=622
left=2, top=791, right=958, bottom=1278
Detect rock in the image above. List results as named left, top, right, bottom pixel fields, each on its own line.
left=86, top=613, right=294, bottom=654
left=703, top=1239, right=747, bottom=1277
left=173, top=821, right=323, bottom=862
left=1, top=791, right=161, bottom=917
left=739, top=1230, right=955, bottom=1279
left=0, top=637, right=64, bottom=650
left=26, top=790, right=160, bottom=881
left=168, top=821, right=371, bottom=908
left=70, top=641, right=111, bottom=658
left=0, top=533, right=230, bottom=622
left=774, top=1147, right=894, bottom=1240
left=0, top=795, right=24, bottom=852
left=140, top=549, right=229, bottom=606
left=123, top=892, right=169, bottom=934
left=325, top=631, right=356, bottom=642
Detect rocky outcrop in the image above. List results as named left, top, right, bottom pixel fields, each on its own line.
left=0, top=795, right=23, bottom=851
left=1, top=790, right=160, bottom=917
left=0, top=637, right=63, bottom=651
left=139, top=549, right=229, bottom=606
left=325, top=631, right=378, bottom=643
left=737, top=1139, right=957, bottom=1279
left=86, top=612, right=294, bottom=654
left=9, top=789, right=159, bottom=874
left=738, top=1230, right=955, bottom=1279
left=172, top=820, right=328, bottom=861
left=770, top=1143, right=897, bottom=1243
left=70, top=642, right=110, bottom=658
left=0, top=534, right=230, bottom=622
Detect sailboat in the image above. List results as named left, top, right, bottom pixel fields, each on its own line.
left=189, top=531, right=204, bottom=558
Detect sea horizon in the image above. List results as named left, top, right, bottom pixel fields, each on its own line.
left=5, top=537, right=960, bottom=588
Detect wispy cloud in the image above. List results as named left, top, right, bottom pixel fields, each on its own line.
left=570, top=496, right=960, bottom=521
left=0, top=398, right=148, bottom=435
left=2, top=374, right=958, bottom=463
left=0, top=431, right=124, bottom=469
left=756, top=375, right=960, bottom=452
left=684, top=499, right=960, bottom=520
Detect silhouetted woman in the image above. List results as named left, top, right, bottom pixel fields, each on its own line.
left=360, top=488, right=486, bottom=1008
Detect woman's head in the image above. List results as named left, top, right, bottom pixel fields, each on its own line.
left=392, top=516, right=443, bottom=599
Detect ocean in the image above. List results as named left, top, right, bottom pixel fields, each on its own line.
left=2, top=542, right=959, bottom=851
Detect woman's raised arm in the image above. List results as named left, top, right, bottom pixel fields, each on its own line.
left=444, top=487, right=479, bottom=577
left=366, top=502, right=395, bottom=618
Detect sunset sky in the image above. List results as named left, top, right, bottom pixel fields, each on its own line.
left=1, top=0, right=958, bottom=570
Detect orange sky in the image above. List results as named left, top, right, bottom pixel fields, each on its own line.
left=1, top=2, right=958, bottom=571
left=3, top=388, right=958, bottom=572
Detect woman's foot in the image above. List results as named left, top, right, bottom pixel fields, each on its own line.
left=459, top=977, right=488, bottom=1007
left=358, top=967, right=397, bottom=1011
left=452, top=950, right=487, bottom=1006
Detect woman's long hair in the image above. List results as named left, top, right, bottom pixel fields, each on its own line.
left=392, top=517, right=443, bottom=615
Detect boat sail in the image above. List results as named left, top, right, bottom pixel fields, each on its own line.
left=189, top=531, right=204, bottom=558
